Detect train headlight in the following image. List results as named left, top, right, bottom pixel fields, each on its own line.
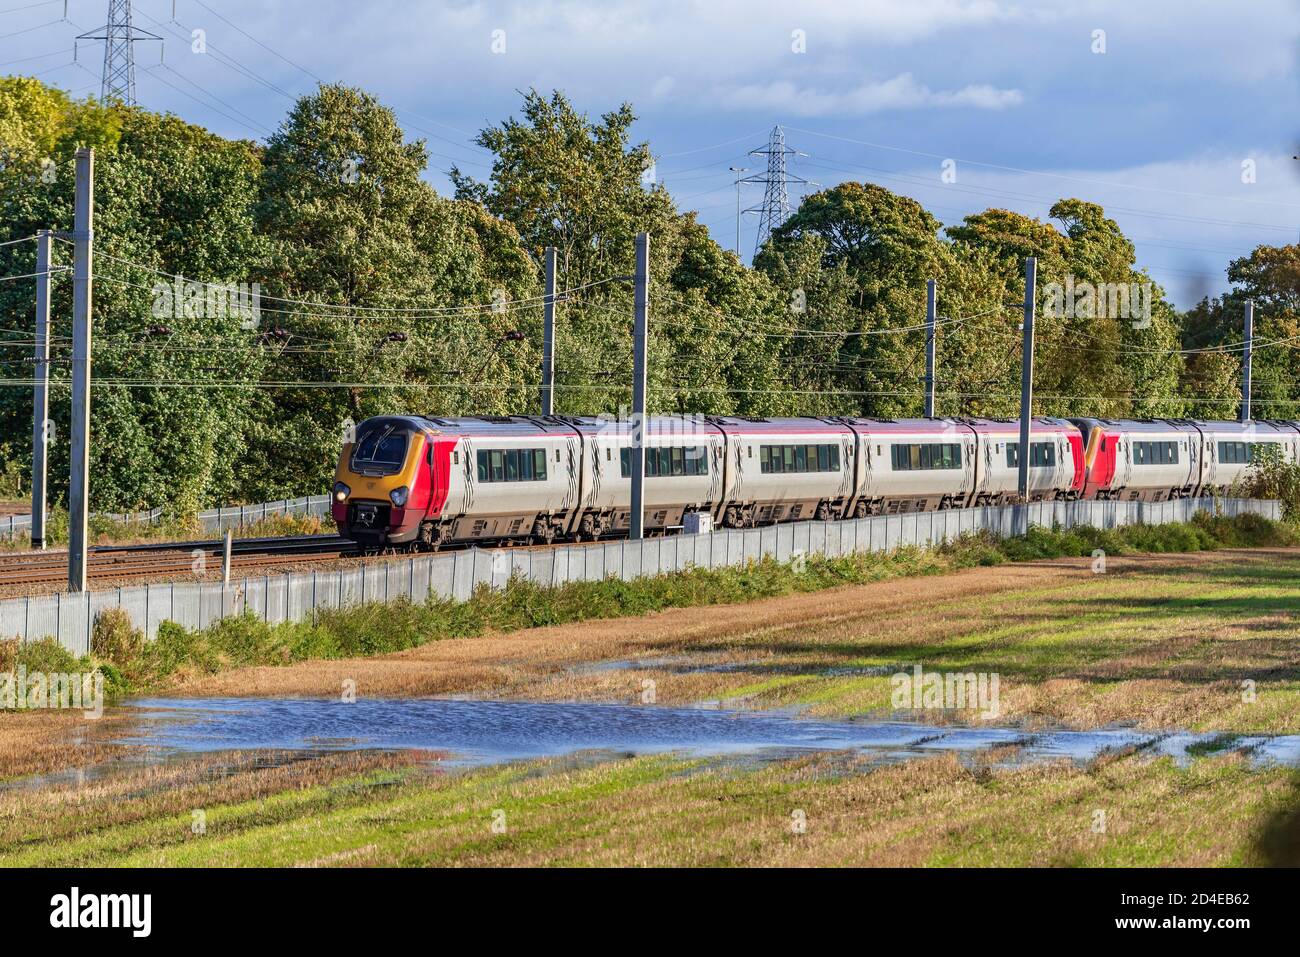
left=333, top=481, right=350, bottom=502
left=389, top=485, right=409, bottom=507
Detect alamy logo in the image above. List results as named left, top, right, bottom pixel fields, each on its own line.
left=49, top=887, right=151, bottom=937
left=151, top=278, right=261, bottom=329
left=891, top=664, right=1000, bottom=719
left=1042, top=276, right=1151, bottom=329
left=0, top=666, right=103, bottom=719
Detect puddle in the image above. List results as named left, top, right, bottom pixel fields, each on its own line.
left=117, top=697, right=1300, bottom=771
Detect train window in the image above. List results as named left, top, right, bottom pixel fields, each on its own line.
left=758, top=444, right=840, bottom=474
left=620, top=446, right=708, bottom=478
left=475, top=448, right=548, bottom=483
left=890, top=442, right=961, bottom=471
left=1219, top=440, right=1280, bottom=464
left=1133, top=440, right=1179, bottom=466
left=1006, top=442, right=1056, bottom=469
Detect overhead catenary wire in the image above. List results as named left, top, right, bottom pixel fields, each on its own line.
left=0, top=267, right=69, bottom=282
left=74, top=249, right=621, bottom=315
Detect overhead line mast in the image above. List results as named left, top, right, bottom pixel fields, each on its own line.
left=77, top=0, right=161, bottom=106
left=741, top=126, right=812, bottom=257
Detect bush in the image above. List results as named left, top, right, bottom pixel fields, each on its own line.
left=141, top=621, right=219, bottom=678
left=205, top=614, right=283, bottom=667
left=91, top=608, right=144, bottom=665
left=1241, top=448, right=1300, bottom=522
left=15, top=636, right=81, bottom=674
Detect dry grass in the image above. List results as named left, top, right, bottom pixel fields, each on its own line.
left=0, top=710, right=132, bottom=782
left=161, top=548, right=1300, bottom=734
left=4, top=545, right=1300, bottom=867
left=1, top=745, right=1290, bottom=867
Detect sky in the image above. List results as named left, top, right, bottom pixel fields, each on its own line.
left=3, top=0, right=1299, bottom=308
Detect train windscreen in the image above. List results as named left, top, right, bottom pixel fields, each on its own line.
left=351, top=423, right=408, bottom=475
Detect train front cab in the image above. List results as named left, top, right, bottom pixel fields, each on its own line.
left=332, top=416, right=436, bottom=547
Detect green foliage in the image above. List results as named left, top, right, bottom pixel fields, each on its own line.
left=0, top=76, right=1293, bottom=509
left=14, top=636, right=79, bottom=674
left=91, top=608, right=144, bottom=665
left=1242, top=446, right=1300, bottom=520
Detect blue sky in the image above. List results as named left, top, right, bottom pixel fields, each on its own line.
left=4, top=0, right=1299, bottom=307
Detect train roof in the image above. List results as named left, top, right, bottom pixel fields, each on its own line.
left=838, top=416, right=1075, bottom=434
left=1071, top=418, right=1300, bottom=435
left=359, top=415, right=580, bottom=438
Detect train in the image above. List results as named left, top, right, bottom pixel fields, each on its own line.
left=330, top=414, right=1294, bottom=551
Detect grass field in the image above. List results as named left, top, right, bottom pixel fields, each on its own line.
left=4, top=524, right=1300, bottom=867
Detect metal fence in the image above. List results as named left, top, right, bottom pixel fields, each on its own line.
left=0, top=494, right=331, bottom=538
left=2, top=497, right=1279, bottom=654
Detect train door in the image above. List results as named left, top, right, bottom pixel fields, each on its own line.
left=1116, top=434, right=1132, bottom=490
left=708, top=431, right=728, bottom=521
left=426, top=435, right=451, bottom=516
left=1196, top=429, right=1213, bottom=494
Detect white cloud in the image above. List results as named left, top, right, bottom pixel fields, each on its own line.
left=649, top=76, right=676, bottom=102
left=715, top=74, right=1024, bottom=116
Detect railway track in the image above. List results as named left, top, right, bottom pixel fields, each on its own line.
left=0, top=535, right=353, bottom=587
left=0, top=532, right=609, bottom=588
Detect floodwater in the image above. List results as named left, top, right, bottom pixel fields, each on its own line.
left=118, top=697, right=1300, bottom=770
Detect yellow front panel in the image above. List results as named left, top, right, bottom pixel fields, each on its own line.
left=335, top=433, right=427, bottom=501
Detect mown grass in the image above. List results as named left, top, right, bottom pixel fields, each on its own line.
left=55, top=511, right=1289, bottom=698
left=631, top=552, right=1300, bottom=732
left=2, top=745, right=1294, bottom=867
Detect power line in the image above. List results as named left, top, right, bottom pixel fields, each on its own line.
left=0, top=14, right=60, bottom=40
left=142, top=62, right=272, bottom=135
left=87, top=257, right=617, bottom=316
left=799, top=154, right=1297, bottom=234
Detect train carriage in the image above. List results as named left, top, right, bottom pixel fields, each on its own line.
left=566, top=415, right=728, bottom=538
left=708, top=417, right=857, bottom=526
left=1189, top=421, right=1300, bottom=496
left=332, top=415, right=583, bottom=549
left=331, top=412, right=1289, bottom=551
left=842, top=418, right=977, bottom=515
left=965, top=418, right=1084, bottom=505
left=1072, top=418, right=1200, bottom=502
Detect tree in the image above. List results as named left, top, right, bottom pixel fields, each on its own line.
left=0, top=87, right=264, bottom=513
left=456, top=89, right=785, bottom=419
left=247, top=84, right=539, bottom=497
